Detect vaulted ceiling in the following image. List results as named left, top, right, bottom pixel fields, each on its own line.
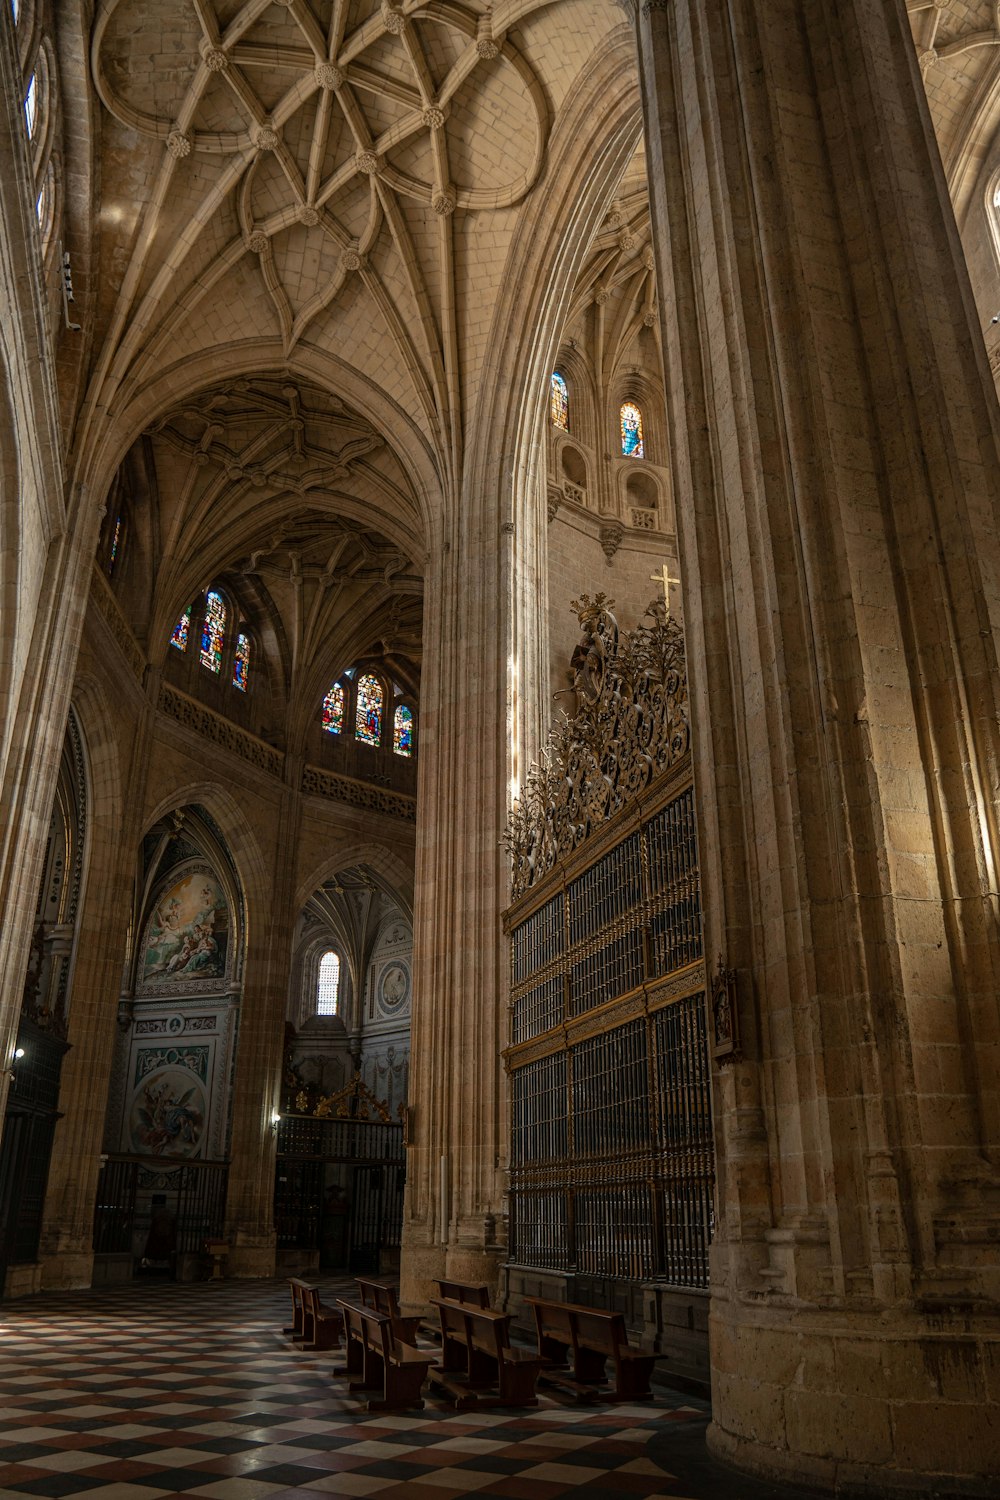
left=85, top=0, right=629, bottom=496
left=909, top=0, right=1000, bottom=219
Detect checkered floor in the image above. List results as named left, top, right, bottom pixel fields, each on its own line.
left=0, top=1276, right=775, bottom=1500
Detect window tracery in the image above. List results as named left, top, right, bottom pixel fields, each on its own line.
left=316, top=950, right=340, bottom=1016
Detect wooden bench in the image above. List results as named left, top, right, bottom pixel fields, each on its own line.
left=355, top=1276, right=420, bottom=1344
left=434, top=1277, right=490, bottom=1307
left=284, top=1277, right=316, bottom=1339
left=336, top=1297, right=434, bottom=1410
left=427, top=1298, right=541, bottom=1409
left=420, top=1277, right=491, bottom=1342
left=525, top=1296, right=658, bottom=1401
left=300, top=1283, right=343, bottom=1351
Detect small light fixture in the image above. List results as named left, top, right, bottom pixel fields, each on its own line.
left=13, top=1048, right=24, bottom=1059
left=270, top=1111, right=282, bottom=1131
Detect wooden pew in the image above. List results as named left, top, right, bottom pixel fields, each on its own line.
left=434, top=1277, right=490, bottom=1307
left=284, top=1277, right=316, bottom=1340
left=355, top=1276, right=420, bottom=1344
left=524, top=1296, right=658, bottom=1401
left=336, top=1297, right=434, bottom=1410
left=300, top=1284, right=343, bottom=1351
left=428, top=1298, right=541, bottom=1409
left=420, top=1277, right=491, bottom=1343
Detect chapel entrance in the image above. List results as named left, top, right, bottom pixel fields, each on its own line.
left=274, top=1077, right=406, bottom=1276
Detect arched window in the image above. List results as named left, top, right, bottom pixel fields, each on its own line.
left=355, top=673, right=383, bottom=746
left=620, top=401, right=644, bottom=458
left=233, top=632, right=251, bottom=691
left=393, top=704, right=414, bottom=757
left=35, top=159, right=54, bottom=239
left=550, top=371, right=568, bottom=430
left=322, top=682, right=345, bottom=734
left=24, top=72, right=37, bottom=137
left=200, top=590, right=226, bottom=673
left=108, top=515, right=123, bottom=577
left=316, top=950, right=340, bottom=1016
left=170, top=607, right=191, bottom=652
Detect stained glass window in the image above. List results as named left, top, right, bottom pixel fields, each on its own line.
left=200, top=590, right=226, bottom=673
left=322, top=682, right=344, bottom=734
left=170, top=607, right=190, bottom=652
left=620, top=401, right=644, bottom=458
left=316, top=950, right=340, bottom=1016
left=233, top=631, right=250, bottom=691
left=393, top=704, right=413, bottom=757
left=550, top=371, right=568, bottom=430
left=356, top=673, right=383, bottom=746
left=109, top=515, right=123, bottom=576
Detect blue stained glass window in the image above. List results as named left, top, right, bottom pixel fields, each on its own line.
left=393, top=704, right=413, bottom=757
left=233, top=632, right=250, bottom=691
left=620, top=401, right=644, bottom=458
left=170, top=608, right=190, bottom=652
left=356, top=674, right=383, bottom=746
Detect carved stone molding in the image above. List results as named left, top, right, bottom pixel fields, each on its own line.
left=159, top=686, right=284, bottom=777
left=301, top=764, right=416, bottom=822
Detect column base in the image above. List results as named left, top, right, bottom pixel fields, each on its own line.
left=709, top=1301, right=1000, bottom=1494
left=399, top=1237, right=506, bottom=1315
left=38, top=1251, right=95, bottom=1291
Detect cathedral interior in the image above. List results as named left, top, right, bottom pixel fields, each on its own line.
left=1, top=0, right=1000, bottom=1494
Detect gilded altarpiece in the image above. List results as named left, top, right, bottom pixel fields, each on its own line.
left=503, top=599, right=713, bottom=1385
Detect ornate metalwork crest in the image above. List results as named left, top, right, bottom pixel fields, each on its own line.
left=505, top=595, right=689, bottom=898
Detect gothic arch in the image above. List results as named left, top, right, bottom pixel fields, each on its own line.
left=71, top=343, right=442, bottom=569
left=294, top=845, right=415, bottom=922
left=140, top=782, right=268, bottom=938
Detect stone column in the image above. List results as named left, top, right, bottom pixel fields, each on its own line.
left=638, top=0, right=1000, bottom=1489
left=224, top=771, right=301, bottom=1276
left=400, top=519, right=510, bottom=1310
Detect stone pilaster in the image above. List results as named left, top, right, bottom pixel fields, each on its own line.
left=639, top=0, right=1000, bottom=1488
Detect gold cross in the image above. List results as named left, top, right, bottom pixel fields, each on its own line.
left=650, top=561, right=681, bottom=619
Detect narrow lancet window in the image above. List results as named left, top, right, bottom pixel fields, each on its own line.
left=109, top=515, right=123, bottom=576
left=393, top=704, right=413, bottom=757
left=550, top=372, right=568, bottom=430
left=323, top=682, right=344, bottom=734
left=316, top=950, right=340, bottom=1015
left=233, top=632, right=250, bottom=691
left=620, top=401, right=644, bottom=458
left=356, top=673, right=383, bottom=746
left=170, top=608, right=191, bottom=652
left=24, top=73, right=36, bottom=137
left=200, top=590, right=226, bottom=673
